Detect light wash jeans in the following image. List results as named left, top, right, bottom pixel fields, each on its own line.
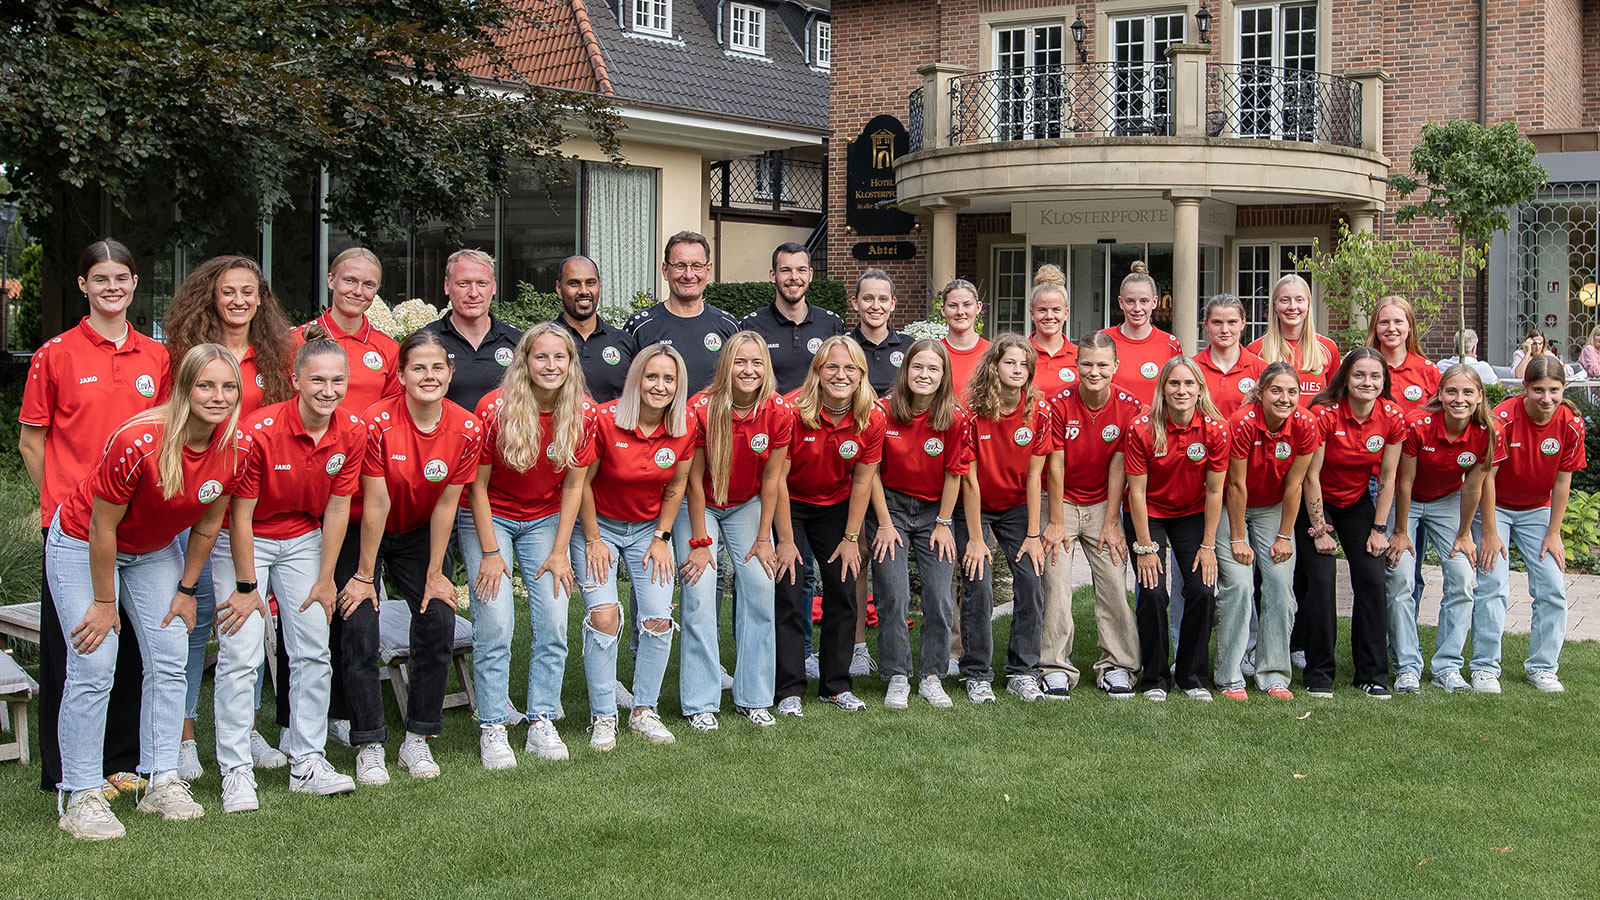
left=1215, top=505, right=1295, bottom=691
left=1473, top=505, right=1567, bottom=675
left=47, top=517, right=189, bottom=791
left=457, top=507, right=569, bottom=723
left=1385, top=492, right=1476, bottom=679
left=571, top=516, right=676, bottom=718
left=209, top=529, right=330, bottom=769
left=675, top=497, right=775, bottom=713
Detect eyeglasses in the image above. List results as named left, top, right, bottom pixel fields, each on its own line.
left=821, top=363, right=861, bottom=375
left=666, top=262, right=711, bottom=274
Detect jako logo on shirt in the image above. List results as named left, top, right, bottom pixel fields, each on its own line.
left=704, top=333, right=723, bottom=352
left=135, top=374, right=156, bottom=398
left=1403, top=385, right=1424, bottom=401
left=1456, top=451, right=1477, bottom=468
left=750, top=433, right=770, bottom=453
left=495, top=347, right=514, bottom=367
left=890, top=351, right=904, bottom=367
left=196, top=480, right=224, bottom=504
left=1140, top=362, right=1159, bottom=379
left=1013, top=427, right=1034, bottom=446
left=1365, top=436, right=1385, bottom=452
left=325, top=453, right=346, bottom=475
left=807, top=338, right=823, bottom=353
left=838, top=440, right=860, bottom=460
left=1541, top=438, right=1561, bottom=456
left=1238, top=378, right=1257, bottom=394
left=924, top=438, right=944, bottom=456
left=602, top=346, right=622, bottom=365
left=654, top=448, right=677, bottom=468
left=423, top=459, right=449, bottom=482
left=1186, top=442, right=1206, bottom=462
left=1274, top=441, right=1292, bottom=460
left=1102, top=425, right=1121, bottom=443
left=363, top=351, right=383, bottom=370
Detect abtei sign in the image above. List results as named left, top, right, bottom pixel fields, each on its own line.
left=845, top=115, right=916, bottom=236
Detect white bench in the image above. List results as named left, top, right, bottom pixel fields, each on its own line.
left=376, top=601, right=477, bottom=720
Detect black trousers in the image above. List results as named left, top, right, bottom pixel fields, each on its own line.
left=1128, top=512, right=1215, bottom=692
left=1296, top=494, right=1390, bottom=689
left=775, top=500, right=855, bottom=699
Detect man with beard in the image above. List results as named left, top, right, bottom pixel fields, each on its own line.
left=554, top=255, right=635, bottom=403
left=740, top=243, right=845, bottom=393
left=625, top=231, right=738, bottom=392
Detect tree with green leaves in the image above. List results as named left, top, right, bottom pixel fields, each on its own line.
left=0, top=1, right=619, bottom=244
left=1389, top=120, right=1546, bottom=356
left=1298, top=222, right=1480, bottom=347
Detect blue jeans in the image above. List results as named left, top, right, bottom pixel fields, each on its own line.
left=1473, top=505, right=1567, bottom=675
left=675, top=497, right=775, bottom=713
left=457, top=508, right=569, bottom=723
left=1385, top=492, right=1475, bottom=678
left=180, top=529, right=217, bottom=721
left=1215, top=504, right=1295, bottom=691
left=47, top=518, right=190, bottom=791
left=571, top=516, right=676, bottom=718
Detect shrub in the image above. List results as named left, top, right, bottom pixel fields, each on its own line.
left=501, top=284, right=638, bottom=330
left=1567, top=391, right=1600, bottom=495
left=1560, top=489, right=1600, bottom=573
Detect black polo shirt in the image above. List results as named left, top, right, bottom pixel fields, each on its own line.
left=739, top=301, right=847, bottom=394
left=851, top=325, right=912, bottom=397
left=557, top=316, right=636, bottom=404
left=623, top=301, right=739, bottom=393
left=419, top=313, right=523, bottom=412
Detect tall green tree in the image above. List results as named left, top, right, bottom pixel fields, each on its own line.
left=1389, top=120, right=1546, bottom=355
left=0, top=1, right=619, bottom=243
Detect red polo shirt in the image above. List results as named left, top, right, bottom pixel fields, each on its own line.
left=57, top=421, right=236, bottom=554
left=298, top=312, right=401, bottom=417
left=473, top=391, right=599, bottom=521
left=1248, top=334, right=1341, bottom=404
left=20, top=318, right=171, bottom=526
left=234, top=400, right=367, bottom=540
left=1122, top=412, right=1230, bottom=519
left=784, top=397, right=887, bottom=506
left=1031, top=337, right=1079, bottom=391
left=1194, top=346, right=1267, bottom=421
left=361, top=396, right=482, bottom=534
left=943, top=337, right=991, bottom=399
left=692, top=391, right=794, bottom=509
left=1311, top=400, right=1408, bottom=508
left=589, top=404, right=698, bottom=523
left=877, top=401, right=972, bottom=503
left=1101, top=326, right=1183, bottom=407
left=1228, top=404, right=1322, bottom=508
left=1492, top=398, right=1587, bottom=510
left=1049, top=385, right=1145, bottom=506
left=970, top=398, right=1053, bottom=513
left=1402, top=409, right=1506, bottom=504
left=1387, top=352, right=1443, bottom=413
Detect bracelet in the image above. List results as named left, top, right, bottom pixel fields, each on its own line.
left=1276, top=533, right=1292, bottom=541
left=689, top=536, right=714, bottom=549
left=1229, top=539, right=1248, bottom=545
left=1132, top=542, right=1159, bottom=555
left=1027, top=533, right=1041, bottom=539
left=1198, top=544, right=1216, bottom=551
left=483, top=549, right=501, bottom=557
left=93, top=597, right=116, bottom=605
left=352, top=573, right=375, bottom=584
left=1370, top=523, right=1387, bottom=534
left=176, top=582, right=198, bottom=596
left=935, top=517, right=953, bottom=527
left=754, top=537, right=772, bottom=544
left=586, top=539, right=605, bottom=546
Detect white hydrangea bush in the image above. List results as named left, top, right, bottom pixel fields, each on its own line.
left=365, top=297, right=442, bottom=339
left=903, top=319, right=949, bottom=342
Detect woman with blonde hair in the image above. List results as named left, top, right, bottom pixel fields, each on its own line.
left=461, top=324, right=595, bottom=766
left=1366, top=295, right=1439, bottom=413
left=1248, top=274, right=1340, bottom=402
left=1577, top=326, right=1600, bottom=377
left=1100, top=263, right=1184, bottom=407
left=1029, top=264, right=1078, bottom=389
left=939, top=279, right=990, bottom=395
left=299, top=247, right=400, bottom=414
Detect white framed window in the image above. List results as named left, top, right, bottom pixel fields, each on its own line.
left=815, top=21, right=831, bottom=67
left=992, top=245, right=1031, bottom=336
left=1234, top=2, right=1318, bottom=139
left=993, top=23, right=1065, bottom=140
left=633, top=0, right=671, bottom=36
left=730, top=4, right=766, bottom=54
left=1235, top=240, right=1315, bottom=344
left=1110, top=13, right=1185, bottom=135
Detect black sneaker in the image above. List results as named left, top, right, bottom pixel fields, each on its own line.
left=1040, top=672, right=1073, bottom=699
left=1307, top=685, right=1334, bottom=699
left=1358, top=683, right=1392, bottom=699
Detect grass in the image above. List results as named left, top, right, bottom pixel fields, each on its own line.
left=2, top=585, right=1598, bottom=900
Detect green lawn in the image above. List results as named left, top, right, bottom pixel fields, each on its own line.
left=2, top=587, right=1597, bottom=900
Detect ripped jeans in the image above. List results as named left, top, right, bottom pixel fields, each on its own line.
left=569, top=516, right=676, bottom=719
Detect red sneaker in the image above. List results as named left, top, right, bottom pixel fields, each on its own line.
left=1267, top=685, right=1295, bottom=700
left=1221, top=688, right=1249, bottom=702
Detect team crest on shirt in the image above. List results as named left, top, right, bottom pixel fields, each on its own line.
left=1102, top=425, right=1121, bottom=443
left=362, top=351, right=383, bottom=370
left=1186, top=442, right=1206, bottom=462
left=494, top=347, right=514, bottom=367
left=838, top=440, right=860, bottom=460
left=1274, top=441, right=1292, bottom=460
left=135, top=374, right=156, bottom=398
left=255, top=374, right=265, bottom=389
left=750, top=433, right=770, bottom=453
left=602, top=346, right=622, bottom=365
left=1365, top=436, right=1385, bottom=452
left=890, top=352, right=904, bottom=367
left=1013, top=427, right=1034, bottom=446
left=326, top=453, right=347, bottom=475
left=654, top=448, right=677, bottom=468
left=807, top=338, right=823, bottom=354
left=924, top=438, right=944, bottom=456
left=1238, top=378, right=1257, bottom=394
left=704, top=333, right=723, bottom=352
left=1540, top=438, right=1561, bottom=456
left=196, top=480, right=224, bottom=504
left=1061, top=369, right=1076, bottom=382
left=1403, top=385, right=1424, bottom=401
left=1456, top=451, right=1477, bottom=468
left=545, top=443, right=559, bottom=461
left=423, top=459, right=449, bottom=482
left=1140, top=362, right=1159, bottom=379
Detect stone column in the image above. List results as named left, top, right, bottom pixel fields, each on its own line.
left=1167, top=190, right=1207, bottom=355
left=1344, top=69, right=1391, bottom=156
left=926, top=197, right=968, bottom=301
left=1342, top=202, right=1384, bottom=333
left=1167, top=45, right=1211, bottom=138
left=918, top=63, right=966, bottom=150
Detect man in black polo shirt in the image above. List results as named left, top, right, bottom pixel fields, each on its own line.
left=738, top=242, right=845, bottom=393
left=554, top=255, right=635, bottom=403
left=849, top=268, right=911, bottom=397
left=419, top=248, right=522, bottom=411
left=624, top=231, right=738, bottom=392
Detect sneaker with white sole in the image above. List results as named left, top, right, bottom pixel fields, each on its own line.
left=947, top=657, right=960, bottom=677
left=966, top=679, right=997, bottom=704
left=1040, top=671, right=1072, bottom=700
left=687, top=712, right=719, bottom=731
left=136, top=777, right=205, bottom=820
left=1470, top=670, right=1502, bottom=694
left=629, top=708, right=676, bottom=743
left=1394, top=672, right=1422, bottom=693
left=776, top=696, right=804, bottom=717
left=1143, top=688, right=1168, bottom=702
left=615, top=682, right=635, bottom=711
left=1431, top=670, right=1470, bottom=693
left=355, top=743, right=390, bottom=785
left=524, top=717, right=570, bottom=760
left=1526, top=670, right=1565, bottom=693
left=503, top=701, right=529, bottom=727
left=1099, top=668, right=1136, bottom=698
left=822, top=691, right=867, bottom=711
left=1306, top=685, right=1334, bottom=699
left=290, top=755, right=355, bottom=796
left=1006, top=674, right=1045, bottom=702
left=177, top=739, right=203, bottom=781
left=327, top=718, right=353, bottom=747
left=1184, top=687, right=1214, bottom=702
left=884, top=675, right=911, bottom=709
left=735, top=706, right=777, bottom=727
left=589, top=715, right=618, bottom=751
left=849, top=643, right=877, bottom=677
left=220, top=767, right=259, bottom=813
left=398, top=735, right=440, bottom=778
left=1359, top=683, right=1393, bottom=699
left=479, top=723, right=517, bottom=771
left=59, top=789, right=125, bottom=840
left=804, top=653, right=821, bottom=680
left=249, top=730, right=288, bottom=769
left=918, top=675, right=953, bottom=707
left=720, top=666, right=734, bottom=691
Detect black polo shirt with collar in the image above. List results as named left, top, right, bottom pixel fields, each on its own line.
left=419, top=312, right=523, bottom=413
left=557, top=315, right=637, bottom=404
left=851, top=325, right=912, bottom=397
left=739, top=301, right=847, bottom=394
left=624, top=301, right=739, bottom=393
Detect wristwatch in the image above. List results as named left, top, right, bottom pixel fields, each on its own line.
left=176, top=582, right=198, bottom=596
left=654, top=529, right=672, bottom=544
left=236, top=580, right=258, bottom=593
left=1370, top=523, right=1387, bottom=535
left=844, top=533, right=860, bottom=542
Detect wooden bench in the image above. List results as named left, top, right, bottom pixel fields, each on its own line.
left=376, top=601, right=477, bottom=720
left=0, top=602, right=42, bottom=649
left=0, top=651, right=38, bottom=765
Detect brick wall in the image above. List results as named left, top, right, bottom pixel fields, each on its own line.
left=1585, top=0, right=1600, bottom=126
left=1544, top=0, right=1586, bottom=129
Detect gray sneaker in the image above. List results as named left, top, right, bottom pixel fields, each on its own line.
left=614, top=682, right=635, bottom=711
left=1526, top=670, right=1565, bottom=693
left=629, top=708, right=676, bottom=743
left=1290, top=650, right=1307, bottom=669
left=1041, top=671, right=1073, bottom=700
left=966, top=679, right=997, bottom=704
left=1184, top=687, right=1214, bottom=702
left=1006, top=674, right=1045, bottom=702
left=1470, top=670, right=1502, bottom=694
left=1143, top=688, right=1168, bottom=702
left=1431, top=670, right=1471, bottom=693
left=59, top=789, right=125, bottom=840
left=136, top=778, right=205, bottom=821
left=221, top=766, right=259, bottom=813
left=804, top=653, right=821, bottom=680
left=776, top=697, right=804, bottom=717
left=398, top=735, right=441, bottom=778
left=1393, top=672, right=1422, bottom=693
left=884, top=675, right=911, bottom=709
left=918, top=675, right=953, bottom=707
left=355, top=743, right=390, bottom=785
left=479, top=723, right=517, bottom=771
left=849, top=643, right=877, bottom=677
left=249, top=730, right=288, bottom=769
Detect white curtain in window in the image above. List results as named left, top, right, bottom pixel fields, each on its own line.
left=585, top=164, right=658, bottom=311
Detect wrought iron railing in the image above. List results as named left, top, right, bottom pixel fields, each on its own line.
left=1205, top=64, right=1361, bottom=148
left=949, top=62, right=1175, bottom=145
left=907, top=87, right=925, bottom=153
left=711, top=155, right=825, bottom=213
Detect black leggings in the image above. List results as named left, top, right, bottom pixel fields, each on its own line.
left=775, top=500, right=855, bottom=699
left=1296, top=494, right=1390, bottom=689
left=1129, top=512, right=1215, bottom=692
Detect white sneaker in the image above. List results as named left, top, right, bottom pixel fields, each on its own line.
left=136, top=777, right=205, bottom=820
left=720, top=666, right=734, bottom=690
left=1431, top=670, right=1471, bottom=693
left=688, top=712, right=720, bottom=731
left=804, top=653, right=821, bottom=680
left=918, top=675, right=953, bottom=707
left=966, top=679, right=997, bottom=704
left=220, top=767, right=259, bottom=813
left=290, top=755, right=355, bottom=795
left=177, top=739, right=203, bottom=781
left=629, top=708, right=676, bottom=744
left=58, top=789, right=125, bottom=840
left=1184, top=687, right=1214, bottom=702
left=327, top=718, right=353, bottom=747
left=479, top=723, right=517, bottom=771
left=524, top=717, right=570, bottom=760
left=503, top=701, right=529, bottom=727
left=1394, top=672, right=1422, bottom=693
left=776, top=696, right=804, bottom=718
left=249, top=730, right=288, bottom=769
left=398, top=735, right=440, bottom=778
left=1143, top=688, right=1168, bottom=702
left=1006, top=674, right=1045, bottom=702
left=735, top=706, right=777, bottom=727
left=589, top=715, right=618, bottom=752
left=1470, top=670, right=1502, bottom=694
left=614, top=682, right=635, bottom=711
left=947, top=657, right=960, bottom=676
left=849, top=643, right=877, bottom=676
left=884, top=675, right=911, bottom=709
left=1526, top=670, right=1565, bottom=693
left=355, top=743, right=390, bottom=785
left=822, top=691, right=867, bottom=711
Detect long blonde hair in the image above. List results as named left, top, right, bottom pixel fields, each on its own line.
left=1147, top=355, right=1222, bottom=456
left=615, top=342, right=689, bottom=436
left=1365, top=294, right=1424, bottom=358
left=966, top=333, right=1040, bottom=427
left=497, top=324, right=590, bottom=472
left=704, top=332, right=777, bottom=505
left=1258, top=274, right=1330, bottom=375
left=797, top=336, right=875, bottom=431
left=1421, top=364, right=1497, bottom=462
left=120, top=343, right=242, bottom=499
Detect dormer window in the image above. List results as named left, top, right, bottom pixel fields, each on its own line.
left=730, top=4, right=765, bottom=54
left=815, top=21, right=830, bottom=67
left=633, top=0, right=671, bottom=36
